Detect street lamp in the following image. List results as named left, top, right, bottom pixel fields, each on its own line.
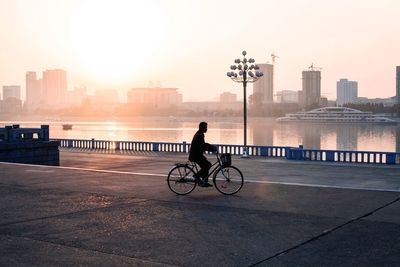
left=227, top=50, right=263, bottom=157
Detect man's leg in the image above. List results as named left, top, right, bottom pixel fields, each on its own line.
left=196, top=156, right=212, bottom=184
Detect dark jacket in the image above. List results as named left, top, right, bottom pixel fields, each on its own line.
left=189, top=130, right=215, bottom=161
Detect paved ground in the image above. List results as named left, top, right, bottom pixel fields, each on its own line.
left=0, top=149, right=399, bottom=266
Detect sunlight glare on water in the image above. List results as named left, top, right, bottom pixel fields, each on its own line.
left=1, top=117, right=399, bottom=152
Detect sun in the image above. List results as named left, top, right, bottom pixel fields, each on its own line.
left=70, top=0, right=166, bottom=84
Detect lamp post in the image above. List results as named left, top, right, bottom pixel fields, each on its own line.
left=227, top=51, right=263, bottom=157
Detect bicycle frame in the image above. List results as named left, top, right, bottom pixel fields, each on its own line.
left=167, top=152, right=243, bottom=195
left=189, top=153, right=223, bottom=179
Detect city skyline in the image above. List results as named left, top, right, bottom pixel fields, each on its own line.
left=1, top=0, right=400, bottom=102
left=1, top=67, right=398, bottom=105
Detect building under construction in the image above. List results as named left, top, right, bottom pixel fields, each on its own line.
left=301, top=64, right=321, bottom=109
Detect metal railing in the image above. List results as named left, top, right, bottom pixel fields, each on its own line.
left=51, top=138, right=400, bottom=165
left=53, top=138, right=288, bottom=157
left=286, top=146, right=400, bottom=165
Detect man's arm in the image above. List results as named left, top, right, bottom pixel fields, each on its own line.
left=204, top=143, right=218, bottom=152
left=194, top=133, right=217, bottom=152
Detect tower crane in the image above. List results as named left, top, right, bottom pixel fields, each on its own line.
left=271, top=52, right=279, bottom=64
left=308, top=63, right=322, bottom=71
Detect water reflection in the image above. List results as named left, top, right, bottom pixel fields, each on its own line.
left=248, top=119, right=398, bottom=152
left=300, top=124, right=321, bottom=150
left=1, top=118, right=399, bottom=152
left=336, top=125, right=358, bottom=151
left=251, top=122, right=273, bottom=147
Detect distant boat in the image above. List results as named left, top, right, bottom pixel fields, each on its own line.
left=62, top=124, right=73, bottom=130
left=276, top=107, right=397, bottom=124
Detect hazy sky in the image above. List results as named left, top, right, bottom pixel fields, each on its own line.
left=0, top=0, right=399, bottom=101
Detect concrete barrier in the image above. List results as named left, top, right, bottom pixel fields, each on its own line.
left=0, top=125, right=59, bottom=166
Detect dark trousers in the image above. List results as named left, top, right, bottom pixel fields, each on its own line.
left=193, top=155, right=212, bottom=182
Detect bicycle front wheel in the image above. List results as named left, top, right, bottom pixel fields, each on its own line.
left=167, top=165, right=197, bottom=195
left=213, top=166, right=244, bottom=195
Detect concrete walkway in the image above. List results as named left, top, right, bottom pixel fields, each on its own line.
left=0, top=150, right=399, bottom=266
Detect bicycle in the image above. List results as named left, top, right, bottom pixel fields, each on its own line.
left=167, top=152, right=244, bottom=195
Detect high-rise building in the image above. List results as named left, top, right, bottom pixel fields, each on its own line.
left=336, top=79, right=358, bottom=106
left=67, top=86, right=87, bottom=106
left=275, top=90, right=298, bottom=103
left=253, top=63, right=273, bottom=104
left=1, top=85, right=22, bottom=113
left=302, top=70, right=321, bottom=108
left=128, top=87, right=182, bottom=109
left=220, top=92, right=237, bottom=103
left=42, top=69, right=67, bottom=108
left=93, top=89, right=119, bottom=105
left=26, top=71, right=42, bottom=111
left=396, top=66, right=400, bottom=105
left=2, top=85, right=21, bottom=100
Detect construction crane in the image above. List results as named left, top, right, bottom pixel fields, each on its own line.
left=308, top=63, right=322, bottom=71
left=271, top=52, right=279, bottom=64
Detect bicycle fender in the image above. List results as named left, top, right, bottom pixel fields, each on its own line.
left=174, top=163, right=189, bottom=167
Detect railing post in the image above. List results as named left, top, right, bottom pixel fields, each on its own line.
left=182, top=141, right=187, bottom=153
left=115, top=141, right=120, bottom=150
left=285, top=147, right=291, bottom=159
left=91, top=138, right=95, bottom=149
left=326, top=151, right=334, bottom=162
left=386, top=153, right=396, bottom=165
left=260, top=146, right=268, bottom=157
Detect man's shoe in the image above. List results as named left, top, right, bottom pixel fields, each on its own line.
left=204, top=182, right=213, bottom=187
left=199, top=182, right=213, bottom=187
left=193, top=174, right=200, bottom=182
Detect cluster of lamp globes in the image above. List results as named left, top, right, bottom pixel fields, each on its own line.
left=226, top=51, right=264, bottom=79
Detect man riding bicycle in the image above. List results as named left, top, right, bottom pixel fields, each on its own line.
left=189, top=121, right=217, bottom=187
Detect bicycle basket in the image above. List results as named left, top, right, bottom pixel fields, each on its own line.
left=220, top=153, right=231, bottom=167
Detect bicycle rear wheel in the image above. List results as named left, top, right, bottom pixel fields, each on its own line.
left=167, top=165, right=197, bottom=195
left=213, top=166, right=243, bottom=195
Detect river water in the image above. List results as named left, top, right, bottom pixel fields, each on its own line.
left=1, top=117, right=399, bottom=152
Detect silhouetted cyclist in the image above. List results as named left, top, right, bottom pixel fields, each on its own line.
left=189, top=121, right=217, bottom=187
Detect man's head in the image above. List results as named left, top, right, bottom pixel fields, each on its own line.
left=199, top=121, right=208, bottom=133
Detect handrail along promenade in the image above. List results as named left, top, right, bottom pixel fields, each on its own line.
left=52, top=138, right=400, bottom=165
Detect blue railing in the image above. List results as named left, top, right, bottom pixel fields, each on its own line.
left=51, top=138, right=400, bottom=165
left=285, top=146, right=400, bottom=165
